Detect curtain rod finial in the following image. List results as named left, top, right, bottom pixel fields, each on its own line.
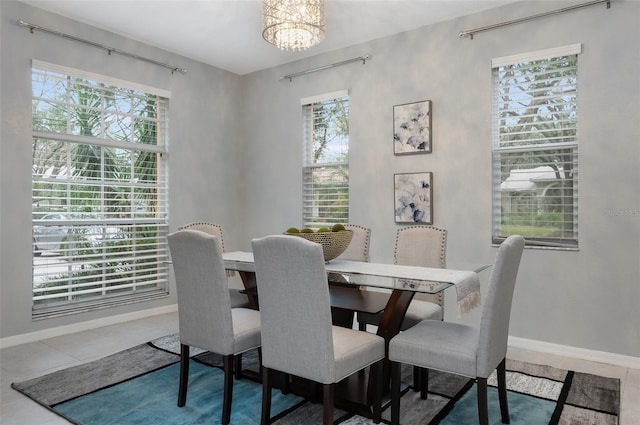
left=17, top=18, right=34, bottom=33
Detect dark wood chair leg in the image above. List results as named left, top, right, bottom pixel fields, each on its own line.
left=222, top=355, right=234, bottom=425
left=261, top=367, right=272, bottom=425
left=177, top=344, right=189, bottom=407
left=497, top=359, right=510, bottom=424
left=257, top=348, right=263, bottom=379
left=323, top=384, right=334, bottom=425
left=234, top=353, right=242, bottom=379
left=413, top=366, right=430, bottom=398
left=371, top=360, right=383, bottom=424
left=390, top=361, right=401, bottom=425
left=477, top=377, right=489, bottom=425
left=359, top=322, right=367, bottom=331
left=420, top=367, right=429, bottom=400
left=312, top=381, right=322, bottom=403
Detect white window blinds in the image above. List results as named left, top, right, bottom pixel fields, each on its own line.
left=31, top=61, right=170, bottom=318
left=302, top=91, right=349, bottom=228
left=492, top=45, right=580, bottom=249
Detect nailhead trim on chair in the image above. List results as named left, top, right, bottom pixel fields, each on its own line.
left=178, top=222, right=226, bottom=251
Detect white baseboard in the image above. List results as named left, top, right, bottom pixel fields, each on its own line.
left=509, top=336, right=640, bottom=370
left=2, top=308, right=638, bottom=370
left=0, top=304, right=178, bottom=349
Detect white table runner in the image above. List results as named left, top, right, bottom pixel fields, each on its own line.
left=223, top=252, right=481, bottom=316
left=326, top=260, right=481, bottom=316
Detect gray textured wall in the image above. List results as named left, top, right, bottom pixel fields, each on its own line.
left=1, top=1, right=246, bottom=338
left=238, top=1, right=640, bottom=357
left=1, top=1, right=639, bottom=358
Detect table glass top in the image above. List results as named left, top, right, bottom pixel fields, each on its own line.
left=223, top=251, right=490, bottom=294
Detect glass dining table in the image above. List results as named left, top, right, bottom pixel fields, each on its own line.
left=222, top=251, right=491, bottom=418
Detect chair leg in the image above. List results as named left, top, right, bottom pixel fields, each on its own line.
left=323, top=384, right=334, bottom=425
left=420, top=367, right=429, bottom=400
left=234, top=353, right=243, bottom=379
left=371, top=360, right=383, bottom=424
left=257, top=348, right=263, bottom=382
left=413, top=366, right=429, bottom=398
left=222, top=355, right=234, bottom=425
left=261, top=367, right=272, bottom=425
left=177, top=344, right=189, bottom=407
left=477, top=377, right=489, bottom=425
left=497, top=359, right=510, bottom=424
left=312, top=381, right=322, bottom=403
left=390, top=361, right=401, bottom=425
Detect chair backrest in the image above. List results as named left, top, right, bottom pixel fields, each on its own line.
left=178, top=222, right=225, bottom=252
left=476, top=235, right=525, bottom=377
left=252, top=235, right=336, bottom=383
left=394, top=225, right=447, bottom=305
left=168, top=230, right=235, bottom=355
left=394, top=225, right=446, bottom=268
left=179, top=222, right=238, bottom=279
left=336, top=224, right=371, bottom=262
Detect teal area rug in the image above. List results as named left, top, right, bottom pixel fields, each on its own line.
left=440, top=385, right=556, bottom=424
left=54, top=361, right=302, bottom=425
left=373, top=360, right=619, bottom=425
left=11, top=334, right=620, bottom=424
left=437, top=368, right=620, bottom=425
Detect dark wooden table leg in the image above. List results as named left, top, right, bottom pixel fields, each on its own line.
left=366, top=290, right=415, bottom=407
left=238, top=271, right=259, bottom=310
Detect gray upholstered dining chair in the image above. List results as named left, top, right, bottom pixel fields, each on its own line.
left=358, top=225, right=447, bottom=329
left=388, top=235, right=525, bottom=425
left=178, top=222, right=250, bottom=309
left=390, top=225, right=447, bottom=328
left=336, top=224, right=371, bottom=262
left=358, top=225, right=447, bottom=393
left=168, top=229, right=262, bottom=425
left=252, top=235, right=385, bottom=425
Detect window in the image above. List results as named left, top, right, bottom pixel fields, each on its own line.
left=302, top=91, right=349, bottom=228
left=31, top=61, right=170, bottom=318
left=492, top=45, right=580, bottom=249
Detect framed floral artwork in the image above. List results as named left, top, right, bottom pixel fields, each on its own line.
left=394, top=172, right=433, bottom=224
left=393, top=100, right=432, bottom=154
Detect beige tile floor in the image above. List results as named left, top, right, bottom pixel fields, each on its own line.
left=1, top=312, right=638, bottom=424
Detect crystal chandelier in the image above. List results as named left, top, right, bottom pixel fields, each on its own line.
left=262, top=0, right=325, bottom=52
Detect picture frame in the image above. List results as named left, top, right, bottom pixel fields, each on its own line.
left=393, top=100, right=432, bottom=155
left=394, top=172, right=433, bottom=224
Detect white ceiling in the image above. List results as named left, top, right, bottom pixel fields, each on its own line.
left=19, top=0, right=517, bottom=75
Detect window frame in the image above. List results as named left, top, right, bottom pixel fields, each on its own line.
left=301, top=90, right=350, bottom=229
left=31, top=60, right=170, bottom=319
left=491, top=45, right=581, bottom=250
